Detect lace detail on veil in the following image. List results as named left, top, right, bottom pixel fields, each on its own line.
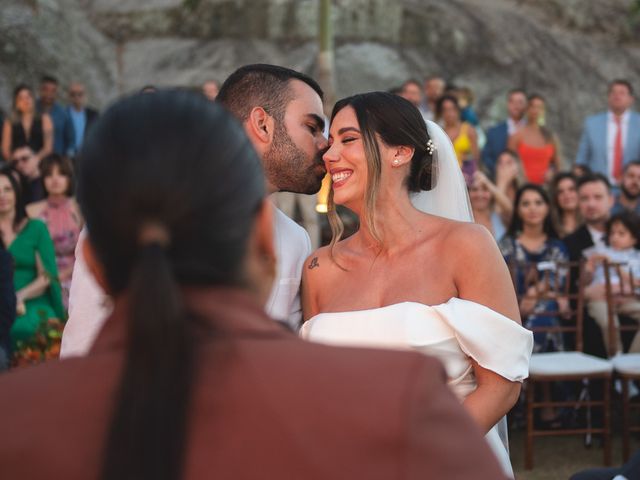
left=410, top=120, right=474, bottom=223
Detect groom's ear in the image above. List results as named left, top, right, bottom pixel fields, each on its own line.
left=246, top=107, right=275, bottom=149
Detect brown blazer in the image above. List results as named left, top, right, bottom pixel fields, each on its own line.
left=0, top=288, right=506, bottom=480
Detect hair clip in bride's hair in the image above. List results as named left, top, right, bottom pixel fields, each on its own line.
left=426, top=139, right=436, bottom=156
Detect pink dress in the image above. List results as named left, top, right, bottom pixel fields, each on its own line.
left=38, top=198, right=82, bottom=309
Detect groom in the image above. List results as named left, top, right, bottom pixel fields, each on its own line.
left=60, top=65, right=327, bottom=356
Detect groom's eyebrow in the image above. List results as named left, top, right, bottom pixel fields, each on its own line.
left=306, top=113, right=325, bottom=132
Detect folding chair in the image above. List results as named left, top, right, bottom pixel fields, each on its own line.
left=508, top=260, right=613, bottom=470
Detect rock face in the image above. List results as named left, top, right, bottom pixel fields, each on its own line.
left=1, top=0, right=640, bottom=161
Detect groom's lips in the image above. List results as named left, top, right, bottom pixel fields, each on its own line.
left=330, top=168, right=353, bottom=189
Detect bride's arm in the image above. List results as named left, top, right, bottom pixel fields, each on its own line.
left=451, top=223, right=523, bottom=433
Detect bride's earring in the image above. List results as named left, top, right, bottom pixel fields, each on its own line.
left=392, top=158, right=400, bottom=166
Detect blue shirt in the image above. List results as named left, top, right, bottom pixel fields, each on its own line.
left=610, top=193, right=640, bottom=216
left=37, top=100, right=75, bottom=156
left=69, top=108, right=86, bottom=151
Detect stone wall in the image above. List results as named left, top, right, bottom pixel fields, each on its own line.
left=1, top=0, right=640, bottom=160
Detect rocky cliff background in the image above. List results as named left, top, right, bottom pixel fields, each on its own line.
left=1, top=0, right=640, bottom=160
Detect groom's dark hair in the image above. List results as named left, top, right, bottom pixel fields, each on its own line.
left=217, top=64, right=323, bottom=123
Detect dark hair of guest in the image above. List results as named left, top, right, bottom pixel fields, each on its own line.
left=507, top=183, right=558, bottom=238
left=435, top=94, right=461, bottom=119
left=577, top=172, right=611, bottom=193
left=605, top=211, right=640, bottom=248
left=78, top=90, right=265, bottom=480
left=40, top=154, right=75, bottom=196
left=0, top=167, right=28, bottom=235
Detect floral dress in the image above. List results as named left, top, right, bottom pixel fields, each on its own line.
left=498, top=235, right=569, bottom=353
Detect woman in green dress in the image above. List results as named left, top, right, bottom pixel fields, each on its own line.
left=0, top=167, right=64, bottom=349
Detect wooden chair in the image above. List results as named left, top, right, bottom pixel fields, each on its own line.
left=508, top=260, right=613, bottom=470
left=602, top=260, right=640, bottom=461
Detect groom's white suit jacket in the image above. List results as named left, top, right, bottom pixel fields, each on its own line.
left=59, top=204, right=311, bottom=358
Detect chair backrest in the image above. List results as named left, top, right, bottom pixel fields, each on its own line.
left=602, top=259, right=640, bottom=356
left=508, top=259, right=586, bottom=351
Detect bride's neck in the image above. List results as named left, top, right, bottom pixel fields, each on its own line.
left=355, top=188, right=423, bottom=254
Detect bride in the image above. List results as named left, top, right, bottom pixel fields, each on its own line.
left=301, top=92, right=533, bottom=477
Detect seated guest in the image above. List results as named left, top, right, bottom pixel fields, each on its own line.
left=494, top=149, right=525, bottom=225
left=27, top=154, right=83, bottom=308
left=499, top=184, right=570, bottom=353
left=611, top=160, right=640, bottom=215
left=508, top=94, right=561, bottom=185
left=550, top=172, right=582, bottom=238
left=469, top=171, right=509, bottom=240
left=570, top=449, right=640, bottom=480
left=11, top=145, right=45, bottom=204
left=583, top=211, right=640, bottom=354
left=0, top=168, right=64, bottom=351
left=0, top=243, right=16, bottom=371
left=0, top=91, right=506, bottom=479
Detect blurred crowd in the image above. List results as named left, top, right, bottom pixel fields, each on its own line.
left=0, top=76, right=220, bottom=368
left=0, top=71, right=637, bottom=372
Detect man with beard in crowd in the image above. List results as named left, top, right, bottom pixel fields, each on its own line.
left=611, top=160, right=640, bottom=215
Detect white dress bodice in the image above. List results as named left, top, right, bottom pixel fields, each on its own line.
left=301, top=298, right=534, bottom=478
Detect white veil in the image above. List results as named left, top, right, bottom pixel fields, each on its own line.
left=410, top=120, right=474, bottom=222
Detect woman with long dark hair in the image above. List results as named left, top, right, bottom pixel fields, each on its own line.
left=0, top=167, right=63, bottom=350
left=0, top=90, right=505, bottom=480
left=1, top=84, right=53, bottom=161
left=302, top=91, right=533, bottom=477
left=550, top=171, right=582, bottom=238
left=498, top=184, right=570, bottom=353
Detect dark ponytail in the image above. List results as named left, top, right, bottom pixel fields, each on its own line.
left=79, top=91, right=265, bottom=480
left=101, top=243, right=192, bottom=480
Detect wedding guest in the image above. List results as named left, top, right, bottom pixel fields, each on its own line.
left=1, top=84, right=53, bottom=162
left=564, top=173, right=615, bottom=357
left=0, top=167, right=64, bottom=351
left=455, top=86, right=479, bottom=127
left=494, top=150, right=525, bottom=225
left=572, top=163, right=592, bottom=179
left=482, top=89, right=527, bottom=178
left=66, top=82, right=99, bottom=155
left=201, top=79, right=219, bottom=101
left=550, top=172, right=582, bottom=238
left=575, top=79, right=640, bottom=185
left=37, top=75, right=75, bottom=156
left=499, top=184, right=570, bottom=353
left=0, top=243, right=15, bottom=371
left=27, top=154, right=83, bottom=308
left=0, top=90, right=507, bottom=480
left=582, top=211, right=640, bottom=354
left=11, top=145, right=46, bottom=204
left=611, top=160, right=640, bottom=216
left=508, top=94, right=561, bottom=185
left=399, top=79, right=429, bottom=121
left=436, top=94, right=479, bottom=179
left=469, top=171, right=509, bottom=240
left=423, top=74, right=445, bottom=121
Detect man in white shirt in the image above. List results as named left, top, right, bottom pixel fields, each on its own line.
left=575, top=79, right=640, bottom=185
left=60, top=65, right=327, bottom=357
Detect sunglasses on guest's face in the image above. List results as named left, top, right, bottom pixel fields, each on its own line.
left=14, top=155, right=32, bottom=163
left=69, top=91, right=84, bottom=97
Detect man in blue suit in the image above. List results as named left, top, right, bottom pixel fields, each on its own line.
left=575, top=79, right=640, bottom=185
left=482, top=88, right=527, bottom=178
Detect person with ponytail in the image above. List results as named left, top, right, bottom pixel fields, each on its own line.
left=0, top=90, right=506, bottom=479
left=301, top=92, right=533, bottom=478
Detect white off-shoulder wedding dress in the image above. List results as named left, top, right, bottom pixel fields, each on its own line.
left=301, top=298, right=534, bottom=478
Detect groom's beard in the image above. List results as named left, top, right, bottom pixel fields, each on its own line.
left=264, top=122, right=326, bottom=195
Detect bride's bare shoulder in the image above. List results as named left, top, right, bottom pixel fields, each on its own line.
left=422, top=215, right=495, bottom=252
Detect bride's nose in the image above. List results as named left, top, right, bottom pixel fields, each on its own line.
left=323, top=143, right=339, bottom=164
